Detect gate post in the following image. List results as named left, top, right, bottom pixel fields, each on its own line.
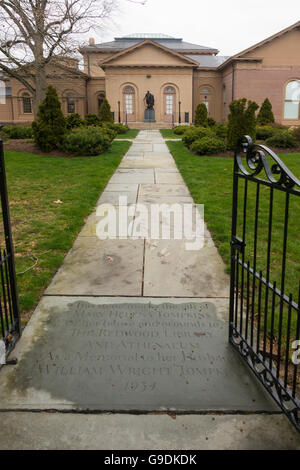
left=0, top=138, right=21, bottom=337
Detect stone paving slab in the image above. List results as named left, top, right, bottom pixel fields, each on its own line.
left=0, top=413, right=298, bottom=450
left=140, top=184, right=190, bottom=197
left=78, top=208, right=136, bottom=238
left=109, top=169, right=155, bottom=184
left=104, top=183, right=139, bottom=192
left=144, top=240, right=229, bottom=298
left=119, top=159, right=177, bottom=170
left=137, top=195, right=194, bottom=205
left=0, top=297, right=276, bottom=413
left=155, top=171, right=185, bottom=184
left=45, top=238, right=144, bottom=296
left=97, top=190, right=137, bottom=206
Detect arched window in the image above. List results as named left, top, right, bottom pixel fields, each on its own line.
left=67, top=93, right=76, bottom=114
left=284, top=80, right=300, bottom=119
left=22, top=92, right=32, bottom=114
left=164, top=86, right=176, bottom=122
left=98, top=92, right=105, bottom=112
left=123, top=86, right=135, bottom=121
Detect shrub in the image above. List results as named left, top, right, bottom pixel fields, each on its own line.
left=173, top=125, right=190, bottom=135
left=104, top=123, right=129, bottom=134
left=65, top=113, right=84, bottom=130
left=2, top=125, right=33, bottom=139
left=214, top=122, right=228, bottom=139
left=227, top=98, right=259, bottom=149
left=99, top=98, right=114, bottom=123
left=60, top=126, right=113, bottom=156
left=207, top=117, right=216, bottom=127
left=270, top=122, right=289, bottom=130
left=84, top=114, right=101, bottom=126
left=190, top=136, right=227, bottom=155
left=292, top=126, right=300, bottom=143
left=265, top=131, right=298, bottom=149
left=194, top=103, right=208, bottom=127
left=100, top=124, right=118, bottom=140
left=257, top=98, right=275, bottom=125
left=32, top=85, right=66, bottom=152
left=256, top=126, right=277, bottom=140
left=182, top=126, right=215, bottom=147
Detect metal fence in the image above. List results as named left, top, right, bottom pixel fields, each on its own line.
left=230, top=135, right=300, bottom=432
left=0, top=137, right=21, bottom=365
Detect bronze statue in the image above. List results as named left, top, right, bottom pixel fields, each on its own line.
left=145, top=91, right=154, bottom=110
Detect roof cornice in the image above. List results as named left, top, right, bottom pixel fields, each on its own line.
left=100, top=39, right=200, bottom=67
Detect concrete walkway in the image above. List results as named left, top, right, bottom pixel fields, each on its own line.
left=0, top=130, right=299, bottom=449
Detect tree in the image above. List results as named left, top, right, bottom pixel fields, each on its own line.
left=227, top=98, right=259, bottom=149
left=194, top=103, right=208, bottom=127
left=32, top=85, right=66, bottom=151
left=99, top=98, right=113, bottom=123
left=0, top=0, right=146, bottom=116
left=257, top=98, right=275, bottom=125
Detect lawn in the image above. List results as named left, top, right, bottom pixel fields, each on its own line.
left=2, top=141, right=131, bottom=326
left=115, top=129, right=139, bottom=139
left=167, top=141, right=300, bottom=344
left=160, top=129, right=182, bottom=139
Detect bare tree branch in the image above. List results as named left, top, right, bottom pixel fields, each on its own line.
left=0, top=0, right=147, bottom=115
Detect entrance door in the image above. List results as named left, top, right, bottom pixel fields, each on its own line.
left=164, top=86, right=176, bottom=123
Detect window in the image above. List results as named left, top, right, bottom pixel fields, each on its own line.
left=67, top=94, right=76, bottom=114
left=22, top=93, right=32, bottom=114
left=124, top=86, right=134, bottom=115
left=164, top=86, right=175, bottom=115
left=284, top=80, right=300, bottom=119
left=0, top=81, right=5, bottom=104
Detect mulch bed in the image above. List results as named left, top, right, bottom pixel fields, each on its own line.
left=3, top=139, right=77, bottom=158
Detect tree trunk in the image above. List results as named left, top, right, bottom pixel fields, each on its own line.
left=33, top=66, right=47, bottom=119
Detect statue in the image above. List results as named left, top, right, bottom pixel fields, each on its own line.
left=145, top=91, right=155, bottom=110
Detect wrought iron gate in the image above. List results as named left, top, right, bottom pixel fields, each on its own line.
left=229, top=135, right=300, bottom=432
left=0, top=138, right=21, bottom=365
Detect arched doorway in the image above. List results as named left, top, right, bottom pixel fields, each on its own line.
left=97, top=92, right=106, bottom=113
left=164, top=86, right=176, bottom=123
left=199, top=86, right=214, bottom=117
left=123, top=86, right=136, bottom=122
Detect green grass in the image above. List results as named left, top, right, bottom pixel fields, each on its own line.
left=168, top=141, right=300, bottom=344
left=160, top=129, right=182, bottom=139
left=2, top=141, right=131, bottom=325
left=116, top=129, right=139, bottom=139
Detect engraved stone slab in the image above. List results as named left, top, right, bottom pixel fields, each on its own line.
left=0, top=298, right=277, bottom=412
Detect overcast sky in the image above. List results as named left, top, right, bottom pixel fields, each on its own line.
left=95, top=0, right=300, bottom=56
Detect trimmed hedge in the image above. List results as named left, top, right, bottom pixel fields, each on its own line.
left=256, top=126, right=277, bottom=140
left=194, top=103, right=208, bottom=127
left=214, top=122, right=228, bottom=139
left=227, top=98, right=259, bottom=150
left=65, top=113, right=84, bottom=130
left=60, top=127, right=113, bottom=156
left=2, top=125, right=33, bottom=139
left=173, top=125, right=190, bottom=135
left=182, top=127, right=215, bottom=147
left=265, top=131, right=298, bottom=149
left=190, top=136, right=226, bottom=155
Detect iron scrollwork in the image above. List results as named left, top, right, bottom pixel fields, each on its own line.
left=235, top=135, right=300, bottom=191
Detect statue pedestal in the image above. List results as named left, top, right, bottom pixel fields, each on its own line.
left=144, top=109, right=156, bottom=123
